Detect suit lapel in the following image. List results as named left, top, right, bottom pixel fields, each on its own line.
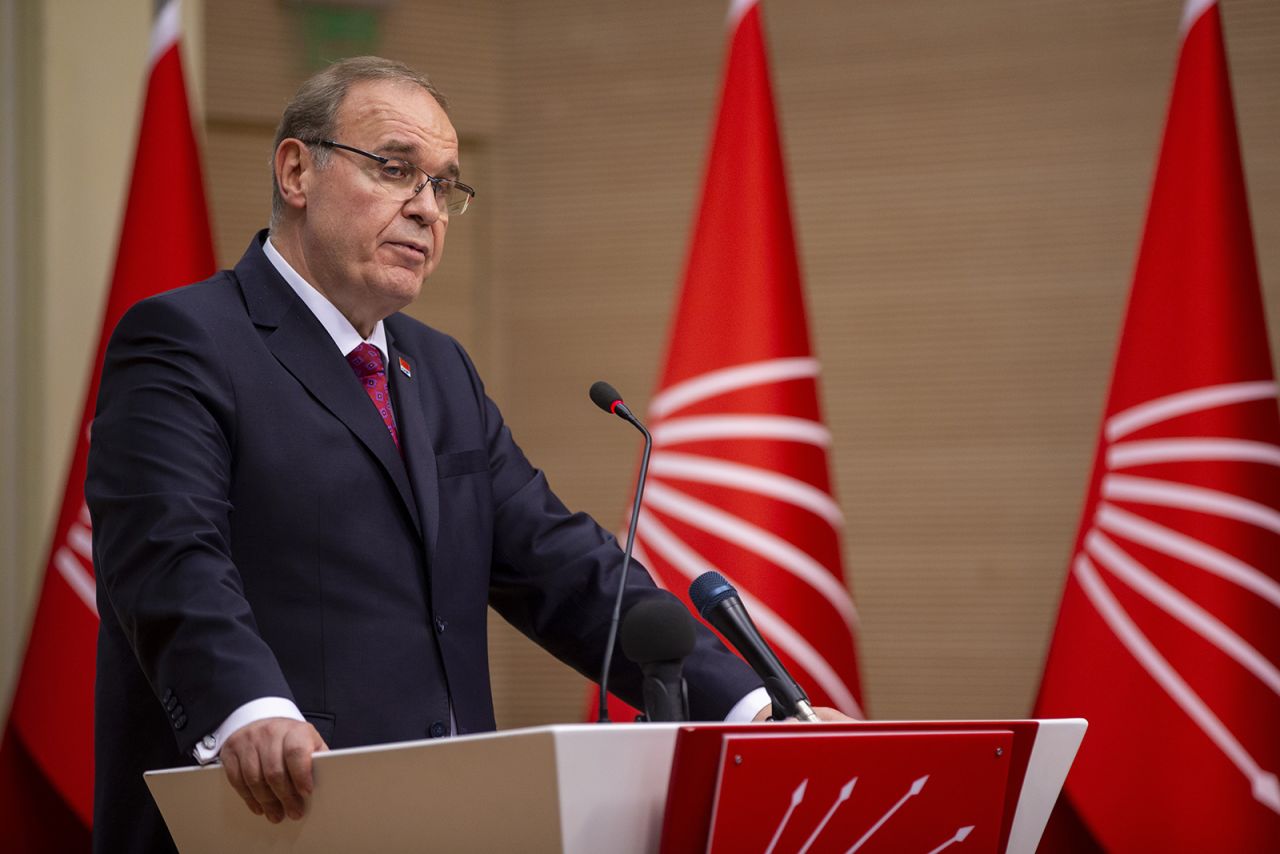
left=235, top=233, right=424, bottom=541
left=386, top=331, right=439, bottom=568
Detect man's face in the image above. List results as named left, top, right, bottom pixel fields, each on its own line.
left=297, top=79, right=458, bottom=326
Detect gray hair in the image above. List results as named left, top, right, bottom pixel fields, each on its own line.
left=269, top=56, right=448, bottom=226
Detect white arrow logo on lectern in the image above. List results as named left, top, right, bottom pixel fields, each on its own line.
left=763, top=771, right=983, bottom=852
left=843, top=775, right=928, bottom=854
left=764, top=778, right=808, bottom=854
left=925, top=824, right=975, bottom=854
left=796, top=777, right=857, bottom=854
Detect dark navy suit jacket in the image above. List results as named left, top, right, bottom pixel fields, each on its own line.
left=86, top=232, right=761, bottom=852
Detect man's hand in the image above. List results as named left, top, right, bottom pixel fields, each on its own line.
left=752, top=704, right=860, bottom=723
left=220, top=717, right=328, bottom=823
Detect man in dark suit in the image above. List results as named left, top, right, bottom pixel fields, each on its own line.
left=86, top=57, right=773, bottom=852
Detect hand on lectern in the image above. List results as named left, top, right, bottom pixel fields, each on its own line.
left=220, top=717, right=329, bottom=823
left=752, top=704, right=859, bottom=723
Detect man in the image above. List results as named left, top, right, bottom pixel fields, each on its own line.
left=87, top=57, right=810, bottom=852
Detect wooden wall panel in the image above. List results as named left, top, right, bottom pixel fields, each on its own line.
left=203, top=0, right=1280, bottom=728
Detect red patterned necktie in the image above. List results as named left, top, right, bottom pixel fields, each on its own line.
left=346, top=342, right=401, bottom=453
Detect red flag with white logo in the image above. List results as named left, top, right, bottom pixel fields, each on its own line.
left=0, top=1, right=215, bottom=845
left=1034, top=1, right=1280, bottom=849
left=592, top=0, right=863, bottom=721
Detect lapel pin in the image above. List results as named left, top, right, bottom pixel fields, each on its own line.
left=398, top=356, right=412, bottom=378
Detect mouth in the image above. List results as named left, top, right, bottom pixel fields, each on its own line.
left=385, top=241, right=429, bottom=265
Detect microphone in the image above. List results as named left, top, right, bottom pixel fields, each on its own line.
left=590, top=380, right=642, bottom=426
left=620, top=598, right=695, bottom=722
left=688, top=571, right=820, bottom=722
left=589, top=381, right=654, bottom=723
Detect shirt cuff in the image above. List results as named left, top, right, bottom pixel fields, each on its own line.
left=724, top=687, right=772, bottom=723
left=191, top=697, right=305, bottom=764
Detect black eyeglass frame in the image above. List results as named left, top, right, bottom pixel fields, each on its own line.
left=304, top=139, right=476, bottom=214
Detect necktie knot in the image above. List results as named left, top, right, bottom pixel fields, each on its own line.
left=347, top=342, right=386, bottom=379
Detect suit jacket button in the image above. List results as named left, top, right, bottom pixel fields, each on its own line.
left=434, top=616, right=447, bottom=633
left=174, top=714, right=188, bottom=730
left=429, top=721, right=446, bottom=738
left=162, top=688, right=173, bottom=703
left=165, top=696, right=177, bottom=712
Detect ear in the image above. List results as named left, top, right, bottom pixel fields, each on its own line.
left=274, top=139, right=312, bottom=213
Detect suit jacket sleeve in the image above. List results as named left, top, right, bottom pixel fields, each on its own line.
left=86, top=293, right=294, bottom=754
left=455, top=340, right=764, bottom=720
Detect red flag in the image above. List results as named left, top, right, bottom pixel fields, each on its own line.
left=591, top=0, right=863, bottom=721
left=1034, top=1, right=1280, bottom=850
left=0, top=1, right=215, bottom=844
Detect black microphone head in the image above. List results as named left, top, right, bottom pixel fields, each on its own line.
left=620, top=598, right=697, bottom=664
left=688, top=571, right=738, bottom=620
left=589, top=380, right=624, bottom=414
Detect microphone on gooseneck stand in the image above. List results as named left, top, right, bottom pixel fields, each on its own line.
left=688, top=571, right=820, bottom=722
left=589, top=380, right=644, bottom=428
left=620, top=598, right=695, bottom=722
left=589, top=381, right=654, bottom=723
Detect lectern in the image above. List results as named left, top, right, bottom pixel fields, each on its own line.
left=146, top=719, right=1085, bottom=853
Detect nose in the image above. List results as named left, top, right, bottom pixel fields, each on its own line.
left=401, top=183, right=444, bottom=226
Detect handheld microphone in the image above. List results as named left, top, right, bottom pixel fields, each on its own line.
left=688, top=571, right=820, bottom=722
left=590, top=381, right=653, bottom=723
left=620, top=598, right=695, bottom=722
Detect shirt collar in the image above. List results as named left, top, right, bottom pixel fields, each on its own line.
left=263, top=236, right=389, bottom=361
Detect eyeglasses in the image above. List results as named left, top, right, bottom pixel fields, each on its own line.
left=305, top=139, right=476, bottom=216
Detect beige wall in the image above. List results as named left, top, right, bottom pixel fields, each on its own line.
left=0, top=0, right=27, bottom=711
left=5, top=0, right=1278, bottom=725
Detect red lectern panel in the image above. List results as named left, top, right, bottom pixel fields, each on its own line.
left=704, top=730, right=1011, bottom=853
left=661, top=722, right=1041, bottom=854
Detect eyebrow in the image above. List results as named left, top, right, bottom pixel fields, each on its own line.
left=378, top=139, right=462, bottom=180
